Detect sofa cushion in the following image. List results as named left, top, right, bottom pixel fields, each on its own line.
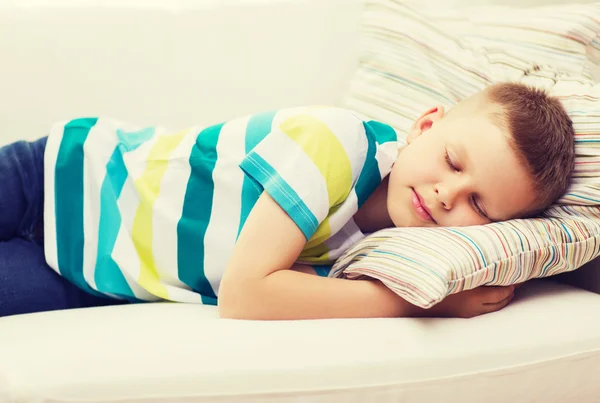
left=1, top=281, right=600, bottom=403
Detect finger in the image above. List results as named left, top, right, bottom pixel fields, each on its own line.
left=481, top=292, right=514, bottom=314
left=479, top=285, right=515, bottom=304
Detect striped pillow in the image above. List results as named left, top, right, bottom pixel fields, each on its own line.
left=426, top=2, right=600, bottom=80
left=332, top=0, right=600, bottom=309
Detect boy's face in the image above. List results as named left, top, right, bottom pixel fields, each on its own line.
left=387, top=105, right=537, bottom=228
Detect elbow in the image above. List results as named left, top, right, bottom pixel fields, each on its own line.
left=217, top=290, right=243, bottom=319
left=218, top=299, right=261, bottom=320
left=217, top=280, right=258, bottom=320
left=217, top=297, right=246, bottom=320
left=217, top=305, right=241, bottom=320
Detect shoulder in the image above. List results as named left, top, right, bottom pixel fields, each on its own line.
left=290, top=106, right=367, bottom=135
left=276, top=106, right=370, bottom=156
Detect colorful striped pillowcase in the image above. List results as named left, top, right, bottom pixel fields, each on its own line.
left=333, top=0, right=600, bottom=309
left=425, top=2, right=600, bottom=80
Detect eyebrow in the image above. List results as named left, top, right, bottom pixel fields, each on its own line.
left=452, top=143, right=499, bottom=222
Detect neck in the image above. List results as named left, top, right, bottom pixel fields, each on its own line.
left=354, top=176, right=394, bottom=233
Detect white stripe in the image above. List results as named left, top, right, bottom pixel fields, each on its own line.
left=324, top=220, right=365, bottom=262
left=81, top=119, right=121, bottom=291
left=326, top=189, right=360, bottom=236
left=376, top=141, right=398, bottom=178
left=43, top=122, right=65, bottom=275
left=203, top=116, right=251, bottom=296
left=160, top=284, right=208, bottom=303
left=252, top=130, right=330, bottom=224
left=151, top=126, right=200, bottom=292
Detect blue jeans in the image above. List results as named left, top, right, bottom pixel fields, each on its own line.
left=0, top=137, right=124, bottom=317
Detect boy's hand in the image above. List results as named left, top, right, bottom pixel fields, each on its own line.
left=426, top=285, right=516, bottom=318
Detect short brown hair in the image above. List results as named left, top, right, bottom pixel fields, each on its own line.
left=485, top=82, right=575, bottom=215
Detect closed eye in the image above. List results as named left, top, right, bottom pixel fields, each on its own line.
left=471, top=196, right=489, bottom=221
left=445, top=150, right=460, bottom=172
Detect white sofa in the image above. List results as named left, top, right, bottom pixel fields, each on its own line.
left=1, top=1, right=599, bottom=402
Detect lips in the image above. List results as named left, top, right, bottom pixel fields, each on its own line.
left=411, top=189, right=436, bottom=223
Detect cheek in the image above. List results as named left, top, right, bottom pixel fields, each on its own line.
left=388, top=156, right=403, bottom=183
left=397, top=142, right=442, bottom=182
left=385, top=167, right=401, bottom=207
left=446, top=205, right=489, bottom=227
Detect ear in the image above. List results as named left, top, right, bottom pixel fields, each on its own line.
left=406, top=105, right=445, bottom=144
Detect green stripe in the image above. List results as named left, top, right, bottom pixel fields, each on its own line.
left=177, top=123, right=224, bottom=304
left=54, top=118, right=106, bottom=297
left=238, top=111, right=276, bottom=237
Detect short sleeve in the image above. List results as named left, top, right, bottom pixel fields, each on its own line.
left=239, top=108, right=368, bottom=240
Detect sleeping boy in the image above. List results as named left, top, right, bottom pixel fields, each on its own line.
left=0, top=83, right=574, bottom=319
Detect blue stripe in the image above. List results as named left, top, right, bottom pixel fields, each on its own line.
left=569, top=194, right=600, bottom=202
left=94, top=128, right=155, bottom=300
left=447, top=228, right=487, bottom=266
left=313, top=265, right=332, bottom=277
left=355, top=122, right=381, bottom=207
left=238, top=111, right=276, bottom=237
left=54, top=118, right=106, bottom=297
left=508, top=224, right=526, bottom=251
left=245, top=111, right=277, bottom=151
left=239, top=153, right=318, bottom=240
left=116, top=127, right=155, bottom=152
left=560, top=222, right=573, bottom=243
left=178, top=123, right=224, bottom=304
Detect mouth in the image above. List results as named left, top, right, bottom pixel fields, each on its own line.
left=411, top=188, right=436, bottom=224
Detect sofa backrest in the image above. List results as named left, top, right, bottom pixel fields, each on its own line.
left=0, top=0, right=362, bottom=145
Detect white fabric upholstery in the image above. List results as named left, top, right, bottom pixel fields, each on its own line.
left=0, top=0, right=362, bottom=144
left=1, top=280, right=599, bottom=403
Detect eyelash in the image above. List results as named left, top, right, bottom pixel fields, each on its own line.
left=445, top=150, right=460, bottom=172
left=471, top=197, right=486, bottom=219
left=445, top=150, right=487, bottom=219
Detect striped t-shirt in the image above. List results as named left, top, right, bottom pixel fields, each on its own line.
left=44, top=107, right=399, bottom=304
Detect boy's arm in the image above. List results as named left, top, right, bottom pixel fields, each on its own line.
left=218, top=193, right=515, bottom=320
left=218, top=193, right=414, bottom=320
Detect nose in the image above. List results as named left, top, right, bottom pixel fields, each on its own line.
left=434, top=184, right=451, bottom=210
left=434, top=179, right=467, bottom=210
